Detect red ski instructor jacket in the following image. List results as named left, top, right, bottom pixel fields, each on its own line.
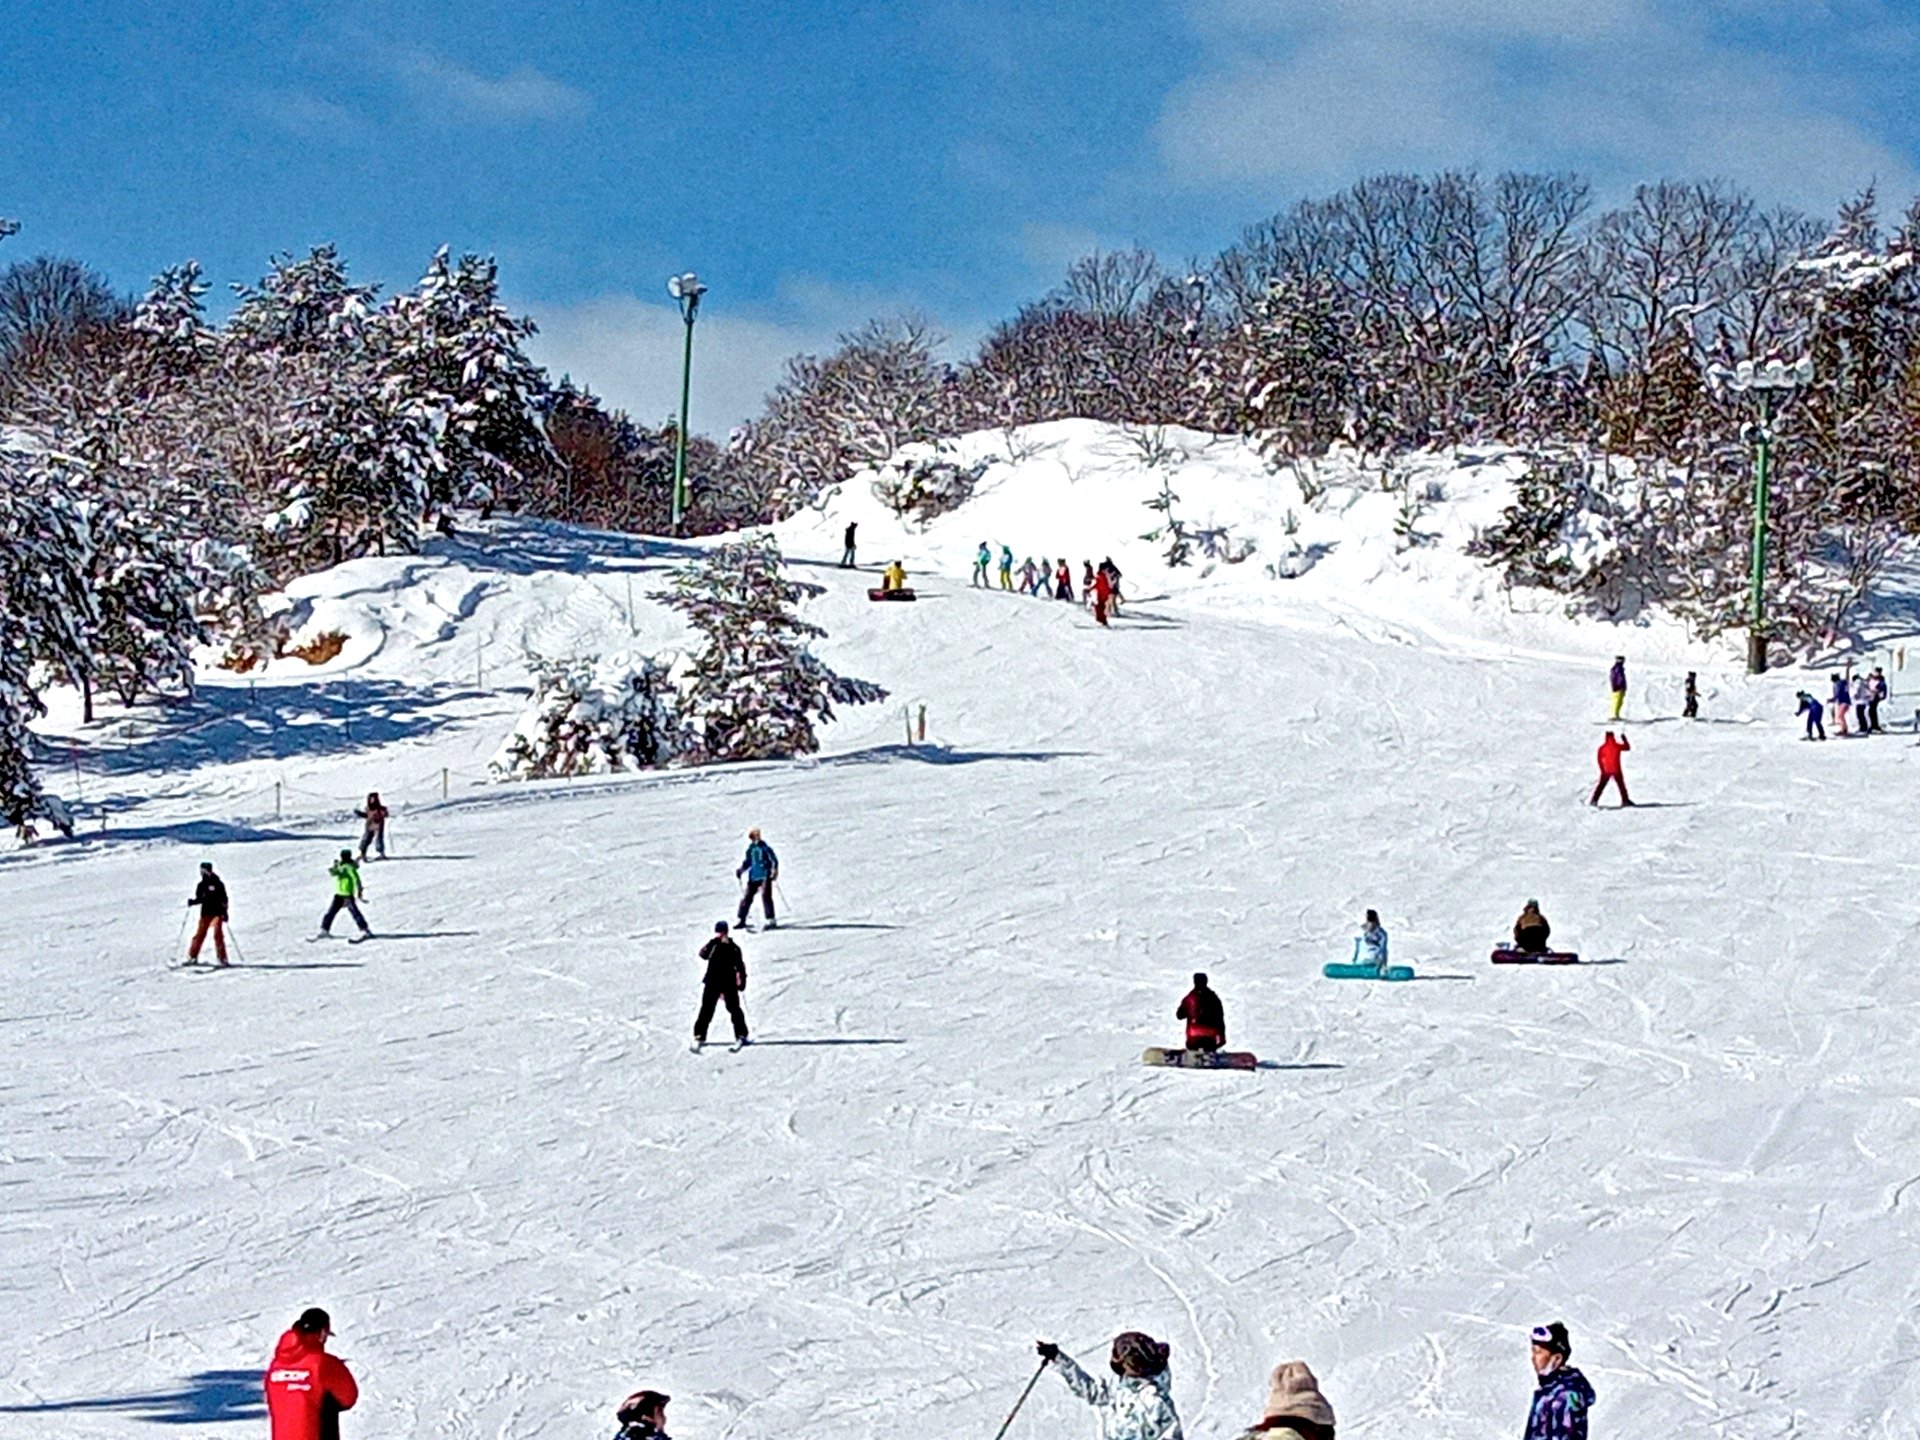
left=1596, top=733, right=1630, bottom=776
left=265, top=1328, right=358, bottom=1440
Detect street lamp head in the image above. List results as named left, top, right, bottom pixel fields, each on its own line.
left=667, top=274, right=683, bottom=299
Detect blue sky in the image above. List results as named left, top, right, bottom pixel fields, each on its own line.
left=4, top=0, right=1918, bottom=433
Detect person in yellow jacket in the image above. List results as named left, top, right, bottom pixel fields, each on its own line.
left=319, top=849, right=373, bottom=942
left=882, top=560, right=908, bottom=593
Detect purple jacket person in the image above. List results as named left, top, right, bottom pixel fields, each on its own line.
left=1524, top=1323, right=1595, bottom=1440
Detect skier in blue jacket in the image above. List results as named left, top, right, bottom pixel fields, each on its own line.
left=735, top=828, right=780, bottom=929
left=1795, top=691, right=1826, bottom=740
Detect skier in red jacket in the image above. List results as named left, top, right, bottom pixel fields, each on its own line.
left=1176, top=973, right=1226, bottom=1052
left=1590, top=731, right=1632, bottom=807
left=265, top=1308, right=358, bottom=1440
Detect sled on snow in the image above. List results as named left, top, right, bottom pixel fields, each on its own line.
left=1323, top=962, right=1415, bottom=981
left=1490, top=948, right=1580, bottom=965
left=868, top=587, right=918, bottom=602
left=1142, top=1046, right=1259, bottom=1071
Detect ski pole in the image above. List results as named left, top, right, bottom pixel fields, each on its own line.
left=226, top=924, right=246, bottom=966
left=990, top=1359, right=1048, bottom=1440
left=173, top=907, right=192, bottom=963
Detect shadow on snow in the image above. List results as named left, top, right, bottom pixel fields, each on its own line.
left=0, top=1368, right=264, bottom=1425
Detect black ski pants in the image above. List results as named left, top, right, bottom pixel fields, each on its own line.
left=322, top=895, right=370, bottom=934
left=738, top=879, right=775, bottom=924
left=694, top=982, right=748, bottom=1043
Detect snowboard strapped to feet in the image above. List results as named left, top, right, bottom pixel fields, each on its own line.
left=1142, top=1046, right=1258, bottom=1071
left=1323, top=962, right=1415, bottom=981
left=867, top=587, right=918, bottom=601
left=1490, top=948, right=1580, bottom=964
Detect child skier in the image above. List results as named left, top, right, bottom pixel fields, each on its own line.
left=973, top=542, right=992, bottom=587
left=1590, top=731, right=1632, bottom=807
left=1055, top=559, right=1074, bottom=602
left=187, top=861, right=230, bottom=966
left=1607, top=656, right=1627, bottom=720
left=1230, top=1361, right=1336, bottom=1440
left=1033, top=1333, right=1184, bottom=1440
left=1175, top=973, right=1225, bottom=1053
left=1867, top=667, right=1889, bottom=731
left=999, top=544, right=1015, bottom=590
left=693, top=921, right=749, bottom=1052
left=355, top=791, right=389, bottom=860
left=1093, top=566, right=1113, bottom=627
left=1796, top=690, right=1826, bottom=740
left=735, top=828, right=780, bottom=929
left=320, top=850, right=373, bottom=940
left=615, top=1391, right=672, bottom=1440
left=1019, top=557, right=1039, bottom=595
left=1099, top=557, right=1123, bottom=611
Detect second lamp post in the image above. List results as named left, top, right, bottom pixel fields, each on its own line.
left=667, top=271, right=707, bottom=534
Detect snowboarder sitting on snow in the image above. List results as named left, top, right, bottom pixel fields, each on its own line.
left=265, top=1306, right=357, bottom=1440
left=188, top=860, right=230, bottom=966
left=355, top=791, right=388, bottom=860
left=735, top=828, right=779, bottom=928
left=1795, top=690, right=1826, bottom=740
left=321, top=850, right=372, bottom=939
left=1229, top=1360, right=1336, bottom=1440
left=1176, top=973, right=1225, bottom=1053
left=614, top=1389, right=671, bottom=1440
left=1590, top=731, right=1632, bottom=807
left=1522, top=1322, right=1595, bottom=1440
left=1035, top=1332, right=1184, bottom=1440
left=693, top=921, right=749, bottom=1051
left=1353, top=910, right=1389, bottom=973
left=1513, top=900, right=1551, bottom=954
left=882, top=559, right=908, bottom=593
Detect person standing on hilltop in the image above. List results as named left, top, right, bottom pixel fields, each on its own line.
left=1683, top=671, right=1698, bottom=720
left=1607, top=656, right=1627, bottom=720
left=973, top=542, right=992, bottom=587
left=1019, top=556, right=1039, bottom=595
left=1055, top=558, right=1074, bottom=602
left=841, top=521, right=857, bottom=568
left=1093, top=565, right=1113, bottom=627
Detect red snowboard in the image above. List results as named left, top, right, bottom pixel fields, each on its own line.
left=868, top=588, right=918, bottom=602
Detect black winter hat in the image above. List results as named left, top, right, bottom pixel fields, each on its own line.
left=714, top=920, right=729, bottom=933
left=617, top=1390, right=669, bottom=1424
left=1530, top=1321, right=1571, bottom=1357
left=1192, top=972, right=1208, bottom=987
left=200, top=861, right=213, bottom=872
left=293, top=1307, right=331, bottom=1335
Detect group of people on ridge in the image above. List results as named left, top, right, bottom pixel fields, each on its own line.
left=975, top=548, right=1126, bottom=625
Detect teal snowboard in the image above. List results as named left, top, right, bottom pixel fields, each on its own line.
left=1323, top=962, right=1414, bottom=981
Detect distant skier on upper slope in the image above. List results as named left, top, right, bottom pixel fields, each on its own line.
left=735, top=828, right=779, bottom=929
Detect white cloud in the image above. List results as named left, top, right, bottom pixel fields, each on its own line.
left=249, top=88, right=373, bottom=142
left=389, top=49, right=588, bottom=124
left=520, top=296, right=833, bottom=438
left=1157, top=0, right=1919, bottom=209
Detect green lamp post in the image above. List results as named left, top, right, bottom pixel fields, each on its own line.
left=667, top=271, right=707, bottom=534
left=1706, top=354, right=1814, bottom=674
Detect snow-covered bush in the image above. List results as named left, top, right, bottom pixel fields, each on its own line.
left=491, top=653, right=690, bottom=779
left=869, top=443, right=991, bottom=526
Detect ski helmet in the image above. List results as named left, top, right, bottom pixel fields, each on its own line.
left=339, top=849, right=353, bottom=861
left=714, top=920, right=729, bottom=933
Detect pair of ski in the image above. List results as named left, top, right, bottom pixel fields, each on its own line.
left=307, top=932, right=373, bottom=945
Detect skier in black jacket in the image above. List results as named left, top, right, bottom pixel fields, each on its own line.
left=187, top=861, right=230, bottom=966
left=1176, top=973, right=1225, bottom=1052
left=693, top=922, right=750, bottom=1051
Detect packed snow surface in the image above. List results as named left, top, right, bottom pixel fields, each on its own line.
left=7, top=423, right=1920, bottom=1439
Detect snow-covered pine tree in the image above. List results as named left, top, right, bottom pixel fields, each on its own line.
left=659, top=535, right=886, bottom=763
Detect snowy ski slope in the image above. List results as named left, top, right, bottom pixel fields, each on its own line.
left=6, top=423, right=1920, bottom=1439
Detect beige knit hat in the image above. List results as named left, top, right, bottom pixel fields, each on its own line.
left=1262, top=1361, right=1335, bottom=1429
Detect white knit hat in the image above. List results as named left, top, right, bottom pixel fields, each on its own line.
left=1262, top=1360, right=1335, bottom=1428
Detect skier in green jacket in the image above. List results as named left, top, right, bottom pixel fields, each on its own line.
left=320, top=849, right=373, bottom=940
